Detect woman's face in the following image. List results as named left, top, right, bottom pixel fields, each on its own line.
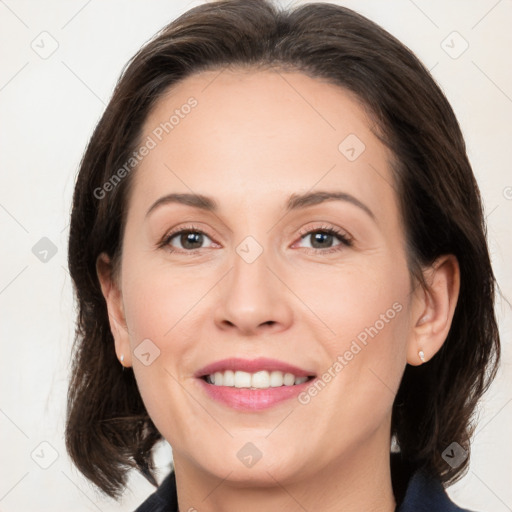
left=104, top=69, right=422, bottom=485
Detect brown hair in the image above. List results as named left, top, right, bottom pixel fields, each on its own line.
left=66, top=0, right=500, bottom=499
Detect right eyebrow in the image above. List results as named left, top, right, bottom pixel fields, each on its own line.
left=146, top=193, right=218, bottom=218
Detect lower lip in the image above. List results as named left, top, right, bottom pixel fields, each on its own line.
left=197, top=378, right=314, bottom=411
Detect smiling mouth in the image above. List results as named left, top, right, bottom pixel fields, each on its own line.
left=196, top=358, right=317, bottom=410
left=201, top=370, right=315, bottom=389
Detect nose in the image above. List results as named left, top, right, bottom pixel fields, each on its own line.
left=213, top=243, right=294, bottom=336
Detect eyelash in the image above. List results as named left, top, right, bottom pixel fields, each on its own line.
left=158, top=223, right=353, bottom=255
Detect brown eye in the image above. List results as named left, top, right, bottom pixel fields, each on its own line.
left=161, top=228, right=216, bottom=253
left=177, top=231, right=205, bottom=250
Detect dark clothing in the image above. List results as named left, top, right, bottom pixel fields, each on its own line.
left=135, top=454, right=474, bottom=511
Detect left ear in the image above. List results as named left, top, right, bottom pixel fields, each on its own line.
left=407, top=254, right=460, bottom=366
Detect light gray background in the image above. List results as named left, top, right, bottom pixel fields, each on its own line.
left=0, top=0, right=511, bottom=510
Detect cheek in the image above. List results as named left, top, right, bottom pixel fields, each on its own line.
left=119, top=261, right=204, bottom=424
left=296, top=257, right=411, bottom=412
left=121, top=258, right=207, bottom=343
left=295, top=257, right=410, bottom=350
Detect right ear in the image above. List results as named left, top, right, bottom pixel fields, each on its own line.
left=96, top=253, right=132, bottom=367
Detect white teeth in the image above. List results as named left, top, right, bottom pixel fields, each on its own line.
left=206, top=370, right=310, bottom=388
left=283, top=373, right=295, bottom=386
left=251, top=371, right=270, bottom=388
left=269, top=370, right=284, bottom=387
left=223, top=370, right=235, bottom=386
left=234, top=370, right=252, bottom=388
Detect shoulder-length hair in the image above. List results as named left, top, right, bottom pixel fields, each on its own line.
left=66, top=0, right=500, bottom=498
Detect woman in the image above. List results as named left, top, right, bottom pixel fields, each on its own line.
left=65, top=1, right=500, bottom=510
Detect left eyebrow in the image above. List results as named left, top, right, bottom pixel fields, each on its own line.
left=286, top=191, right=375, bottom=220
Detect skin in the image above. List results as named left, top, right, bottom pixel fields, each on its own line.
left=97, top=69, right=460, bottom=512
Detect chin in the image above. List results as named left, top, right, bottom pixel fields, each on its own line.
left=194, top=441, right=308, bottom=486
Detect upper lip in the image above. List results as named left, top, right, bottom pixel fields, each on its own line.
left=195, top=357, right=315, bottom=378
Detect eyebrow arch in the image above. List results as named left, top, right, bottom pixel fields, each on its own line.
left=145, top=190, right=374, bottom=220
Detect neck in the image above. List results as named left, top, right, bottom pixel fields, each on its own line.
left=173, top=430, right=396, bottom=512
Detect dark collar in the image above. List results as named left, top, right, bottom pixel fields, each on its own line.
left=395, top=469, right=473, bottom=512
left=135, top=455, right=474, bottom=512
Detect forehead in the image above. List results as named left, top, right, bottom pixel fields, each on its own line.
left=130, top=69, right=397, bottom=221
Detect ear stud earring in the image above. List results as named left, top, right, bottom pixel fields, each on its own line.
left=120, top=354, right=125, bottom=366
left=418, top=350, right=426, bottom=363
